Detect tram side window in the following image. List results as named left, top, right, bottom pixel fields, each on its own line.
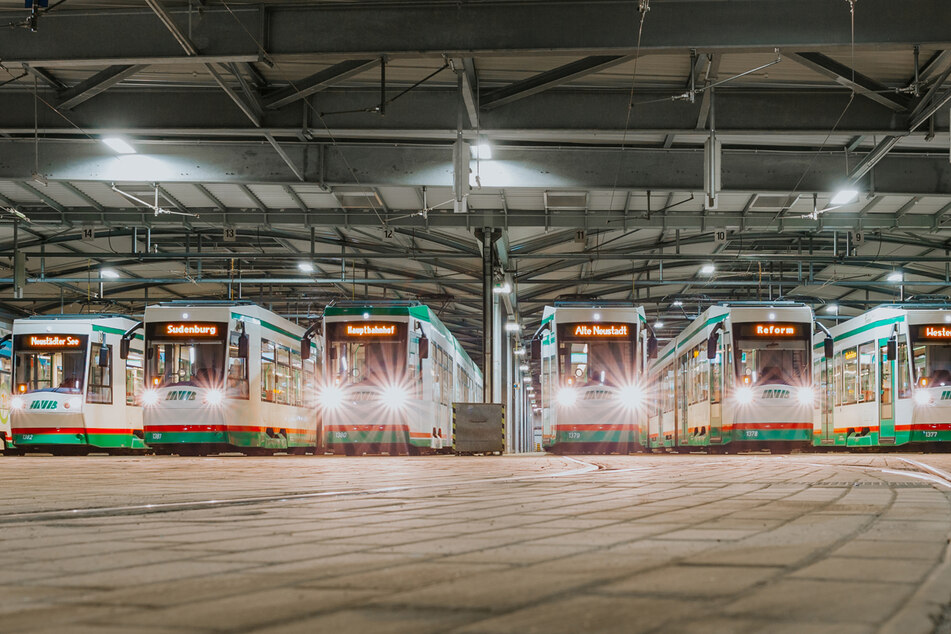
left=228, top=332, right=249, bottom=399
left=261, top=339, right=276, bottom=402
left=0, top=352, right=10, bottom=412
left=291, top=349, right=303, bottom=407
left=834, top=352, right=844, bottom=406
left=303, top=355, right=315, bottom=407
left=126, top=349, right=143, bottom=406
left=274, top=344, right=291, bottom=405
left=696, top=346, right=709, bottom=402
left=710, top=345, right=722, bottom=404
left=663, top=365, right=674, bottom=413
left=409, top=337, right=420, bottom=398
left=87, top=343, right=113, bottom=404
left=897, top=335, right=911, bottom=399
left=858, top=342, right=875, bottom=402
left=843, top=347, right=858, bottom=405
left=541, top=348, right=551, bottom=407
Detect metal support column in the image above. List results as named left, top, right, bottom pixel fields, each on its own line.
left=479, top=227, right=497, bottom=402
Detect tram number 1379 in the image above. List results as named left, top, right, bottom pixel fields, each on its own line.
left=333, top=432, right=349, bottom=439
left=566, top=432, right=582, bottom=440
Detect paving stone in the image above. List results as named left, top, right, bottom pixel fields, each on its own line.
left=789, top=556, right=935, bottom=583
left=596, top=564, right=782, bottom=597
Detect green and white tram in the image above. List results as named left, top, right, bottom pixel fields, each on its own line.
left=814, top=303, right=951, bottom=448
left=0, top=334, right=12, bottom=451
left=10, top=315, right=146, bottom=452
left=131, top=301, right=322, bottom=454
left=318, top=301, right=482, bottom=455
left=535, top=303, right=652, bottom=454
left=648, top=302, right=819, bottom=451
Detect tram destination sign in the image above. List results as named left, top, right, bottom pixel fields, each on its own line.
left=570, top=323, right=631, bottom=337
left=163, top=323, right=220, bottom=337
left=345, top=323, right=398, bottom=337
left=736, top=323, right=801, bottom=337
left=15, top=334, right=87, bottom=351
left=915, top=325, right=951, bottom=339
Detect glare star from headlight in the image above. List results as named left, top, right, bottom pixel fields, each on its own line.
left=11, top=396, right=23, bottom=410
left=141, top=389, right=159, bottom=406
left=618, top=385, right=645, bottom=410
left=797, top=387, right=814, bottom=405
left=381, top=384, right=410, bottom=410
left=204, top=389, right=224, bottom=406
left=914, top=390, right=932, bottom=406
left=735, top=387, right=754, bottom=405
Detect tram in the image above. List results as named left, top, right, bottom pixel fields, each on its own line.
left=131, top=301, right=321, bottom=454
left=814, top=304, right=951, bottom=448
left=318, top=301, right=482, bottom=455
left=10, top=315, right=146, bottom=453
left=648, top=302, right=820, bottom=452
left=0, top=334, right=11, bottom=451
left=535, top=303, right=652, bottom=454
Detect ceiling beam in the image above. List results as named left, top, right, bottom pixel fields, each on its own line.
left=481, top=55, right=634, bottom=110
left=785, top=52, right=911, bottom=112
left=57, top=64, right=148, bottom=110
left=4, top=1, right=951, bottom=63
left=264, top=59, right=379, bottom=110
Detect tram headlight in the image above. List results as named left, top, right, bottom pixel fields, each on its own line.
left=318, top=385, right=345, bottom=410
left=204, top=389, right=224, bottom=406
left=382, top=384, right=410, bottom=410
left=10, top=396, right=23, bottom=410
left=141, top=389, right=160, bottom=406
left=735, top=387, right=754, bottom=405
left=618, top=384, right=644, bottom=410
left=914, top=390, right=932, bottom=406
left=556, top=387, right=578, bottom=407
left=797, top=387, right=814, bottom=405
left=64, top=397, right=81, bottom=410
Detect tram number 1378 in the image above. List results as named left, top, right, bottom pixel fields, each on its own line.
left=745, top=430, right=759, bottom=438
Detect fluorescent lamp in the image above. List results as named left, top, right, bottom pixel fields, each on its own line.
left=493, top=282, right=511, bottom=294
left=519, top=364, right=529, bottom=371
left=514, top=347, right=526, bottom=356
left=672, top=300, right=683, bottom=307
left=700, top=264, right=715, bottom=275
left=830, top=189, right=858, bottom=206
left=523, top=376, right=532, bottom=384
left=505, top=322, right=521, bottom=332
left=298, top=262, right=315, bottom=273
left=102, top=137, right=136, bottom=154
left=826, top=304, right=838, bottom=313
left=655, top=321, right=664, bottom=328
left=100, top=268, right=120, bottom=279
left=471, top=142, right=492, bottom=160
left=887, top=272, right=903, bottom=282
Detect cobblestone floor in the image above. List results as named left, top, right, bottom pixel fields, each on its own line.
left=2, top=453, right=951, bottom=633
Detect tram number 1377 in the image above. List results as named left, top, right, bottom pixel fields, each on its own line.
left=924, top=431, right=938, bottom=438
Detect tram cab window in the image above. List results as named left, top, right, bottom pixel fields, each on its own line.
left=14, top=334, right=88, bottom=394
left=145, top=322, right=226, bottom=389
left=842, top=347, right=858, bottom=404
left=327, top=322, right=407, bottom=386
left=87, top=343, right=113, bottom=404
left=126, top=349, right=143, bottom=406
left=556, top=323, right=635, bottom=388
left=911, top=331, right=951, bottom=388
left=228, top=332, right=249, bottom=399
left=857, top=342, right=875, bottom=402
left=733, top=322, right=809, bottom=388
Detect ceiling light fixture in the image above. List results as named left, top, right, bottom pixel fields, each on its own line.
left=830, top=189, right=858, bottom=206
left=700, top=264, right=716, bottom=275
left=102, top=136, right=136, bottom=154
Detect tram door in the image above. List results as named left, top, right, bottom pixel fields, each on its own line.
left=819, top=357, right=834, bottom=443
left=676, top=356, right=687, bottom=447
left=709, top=337, right=723, bottom=443
left=879, top=339, right=895, bottom=441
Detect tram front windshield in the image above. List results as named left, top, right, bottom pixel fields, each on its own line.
left=327, top=321, right=406, bottom=386
left=13, top=333, right=88, bottom=394
left=734, top=322, right=810, bottom=387
left=145, top=322, right=226, bottom=388
left=557, top=322, right=636, bottom=387
left=911, top=325, right=951, bottom=387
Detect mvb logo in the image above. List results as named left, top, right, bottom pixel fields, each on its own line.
left=165, top=391, right=196, bottom=401
left=29, top=400, right=57, bottom=410
left=941, top=390, right=951, bottom=401
left=762, top=389, right=790, bottom=399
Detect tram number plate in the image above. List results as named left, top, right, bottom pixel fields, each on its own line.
left=21, top=434, right=32, bottom=441
left=333, top=432, right=349, bottom=439
left=150, top=433, right=162, bottom=440
left=744, top=430, right=759, bottom=438
left=924, top=431, right=938, bottom=438
left=566, top=432, right=582, bottom=440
